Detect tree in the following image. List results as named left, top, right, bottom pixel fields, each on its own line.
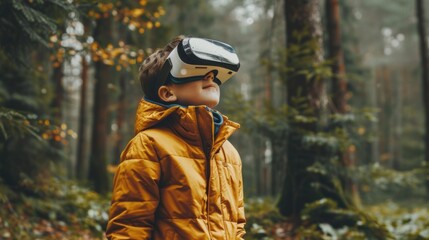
left=76, top=56, right=90, bottom=180
left=416, top=0, right=429, bottom=198
left=326, top=0, right=347, bottom=113
left=89, top=16, right=114, bottom=194
left=83, top=1, right=165, bottom=193
left=278, top=0, right=331, bottom=218
left=326, top=0, right=361, bottom=207
left=0, top=0, right=75, bottom=187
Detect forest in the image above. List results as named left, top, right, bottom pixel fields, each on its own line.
left=1, top=0, right=429, bottom=239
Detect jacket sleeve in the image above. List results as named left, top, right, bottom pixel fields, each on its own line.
left=236, top=162, right=246, bottom=239
left=106, top=133, right=161, bottom=240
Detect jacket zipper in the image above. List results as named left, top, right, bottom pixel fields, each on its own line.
left=200, top=107, right=214, bottom=240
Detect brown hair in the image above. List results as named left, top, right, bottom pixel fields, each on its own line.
left=139, top=35, right=185, bottom=101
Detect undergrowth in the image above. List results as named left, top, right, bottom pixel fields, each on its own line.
left=0, top=178, right=109, bottom=240
left=244, top=198, right=429, bottom=240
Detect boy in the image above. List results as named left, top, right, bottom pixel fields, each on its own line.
left=105, top=36, right=246, bottom=239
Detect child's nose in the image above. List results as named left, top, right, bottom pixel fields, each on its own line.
left=204, top=72, right=215, bottom=82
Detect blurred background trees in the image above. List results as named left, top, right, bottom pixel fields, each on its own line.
left=1, top=0, right=429, bottom=239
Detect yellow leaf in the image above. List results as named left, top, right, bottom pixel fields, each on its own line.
left=103, top=59, right=115, bottom=65
left=158, top=7, right=165, bottom=15
left=102, top=53, right=109, bottom=59
left=139, top=0, right=147, bottom=6
left=120, top=54, right=128, bottom=61
left=146, top=22, right=153, bottom=29
left=132, top=9, right=145, bottom=17
left=50, top=35, right=58, bottom=43
left=42, top=133, right=49, bottom=140
left=111, top=48, right=123, bottom=58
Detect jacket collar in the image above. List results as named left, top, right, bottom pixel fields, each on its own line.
left=134, top=98, right=240, bottom=154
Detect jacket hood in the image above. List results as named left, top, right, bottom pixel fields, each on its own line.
left=134, top=99, right=181, bottom=134
left=134, top=99, right=240, bottom=136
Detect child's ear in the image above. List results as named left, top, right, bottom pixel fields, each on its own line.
left=158, top=86, right=177, bottom=103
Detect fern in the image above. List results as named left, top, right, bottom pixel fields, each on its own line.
left=46, top=0, right=76, bottom=12
left=0, top=107, right=41, bottom=142
left=11, top=0, right=58, bottom=46
left=0, top=0, right=76, bottom=58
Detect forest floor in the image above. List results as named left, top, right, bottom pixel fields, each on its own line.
left=1, top=185, right=429, bottom=240
left=243, top=198, right=429, bottom=239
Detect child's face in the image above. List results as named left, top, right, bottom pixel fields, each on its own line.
left=169, top=72, right=220, bottom=108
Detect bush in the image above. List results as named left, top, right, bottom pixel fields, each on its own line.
left=244, top=198, right=286, bottom=240
left=0, top=178, right=110, bottom=239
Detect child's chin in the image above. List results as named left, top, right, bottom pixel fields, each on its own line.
left=206, top=101, right=219, bottom=108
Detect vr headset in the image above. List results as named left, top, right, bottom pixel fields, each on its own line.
left=155, top=37, right=240, bottom=89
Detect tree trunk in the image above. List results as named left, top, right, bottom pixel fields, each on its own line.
left=326, top=0, right=347, bottom=113
left=51, top=65, right=63, bottom=121
left=270, top=138, right=277, bottom=196
left=114, top=72, right=127, bottom=165
left=392, top=70, right=402, bottom=170
left=89, top=17, right=113, bottom=194
left=416, top=0, right=429, bottom=198
left=278, top=0, right=331, bottom=218
left=76, top=56, right=89, bottom=180
left=367, top=68, right=379, bottom=164
left=326, top=0, right=361, bottom=207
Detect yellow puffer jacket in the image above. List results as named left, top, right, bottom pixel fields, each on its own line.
left=106, top=99, right=246, bottom=240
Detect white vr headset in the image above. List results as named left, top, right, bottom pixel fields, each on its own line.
left=155, top=37, right=240, bottom=89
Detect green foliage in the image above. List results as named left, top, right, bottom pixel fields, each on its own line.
left=0, top=0, right=75, bottom=60
left=357, top=163, right=428, bottom=203
left=358, top=163, right=426, bottom=191
left=298, top=198, right=392, bottom=240
left=244, top=198, right=287, bottom=240
left=243, top=197, right=429, bottom=240
left=0, top=0, right=69, bottom=189
left=0, top=178, right=109, bottom=239
left=368, top=202, right=429, bottom=240
left=0, top=107, right=40, bottom=141
left=0, top=49, right=51, bottom=113
left=223, top=91, right=289, bottom=139
left=244, top=197, right=429, bottom=239
left=0, top=56, right=64, bottom=188
left=261, top=37, right=333, bottom=96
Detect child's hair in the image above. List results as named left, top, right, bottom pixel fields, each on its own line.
left=139, top=35, right=185, bottom=101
